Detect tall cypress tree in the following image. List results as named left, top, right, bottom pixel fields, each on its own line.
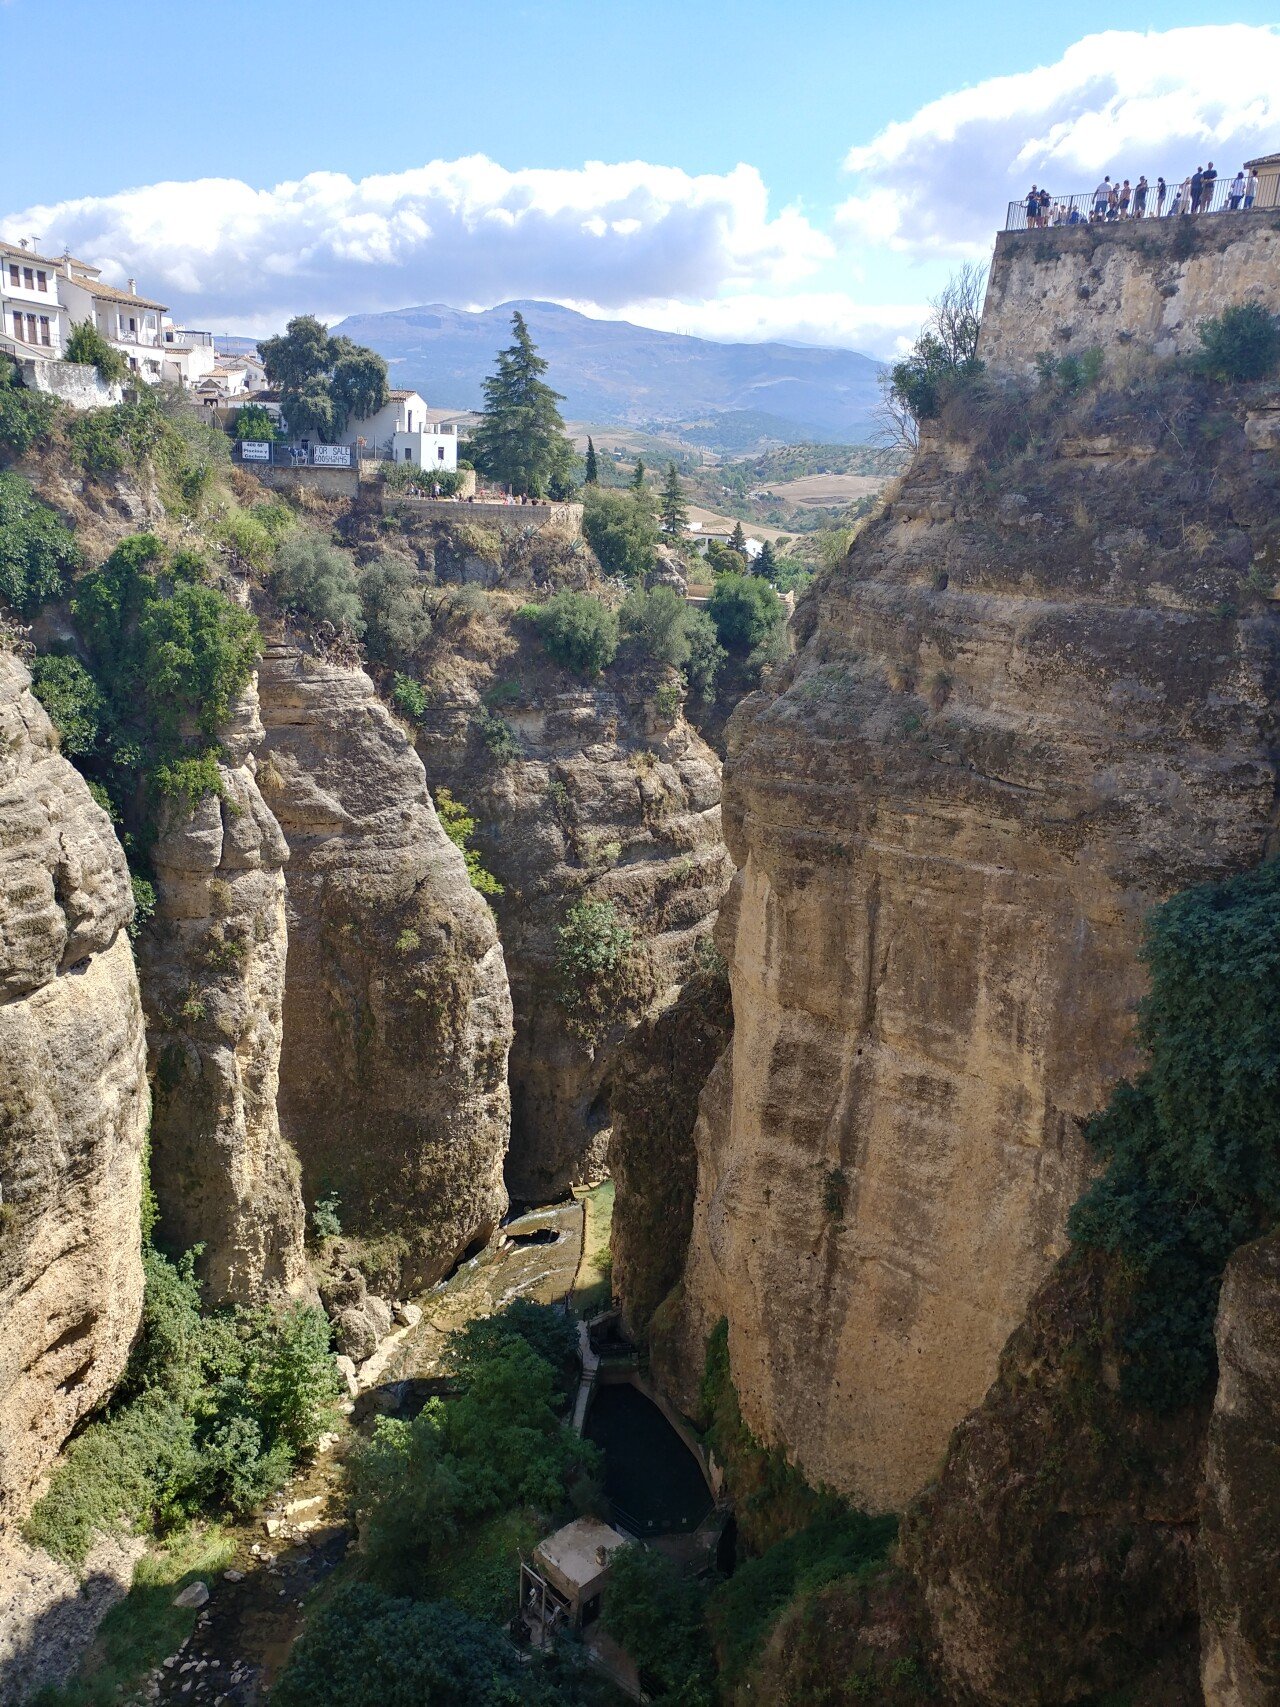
left=584, top=437, right=599, bottom=485
left=729, top=520, right=747, bottom=557
left=470, top=311, right=572, bottom=497
left=659, top=461, right=688, bottom=538
left=630, top=459, right=646, bottom=492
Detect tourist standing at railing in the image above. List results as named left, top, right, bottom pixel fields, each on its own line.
left=1228, top=169, right=1246, bottom=211
left=1133, top=175, right=1149, bottom=218
left=1118, top=179, right=1132, bottom=218
left=1178, top=175, right=1193, bottom=216
left=1155, top=176, right=1167, bottom=217
left=1025, top=186, right=1041, bottom=228
left=1093, top=177, right=1112, bottom=220
left=1189, top=167, right=1204, bottom=214
left=1203, top=163, right=1217, bottom=210
left=1245, top=167, right=1259, bottom=210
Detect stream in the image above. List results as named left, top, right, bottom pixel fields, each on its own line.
left=146, top=1199, right=586, bottom=1706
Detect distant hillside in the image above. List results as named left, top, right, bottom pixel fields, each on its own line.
left=327, top=300, right=884, bottom=444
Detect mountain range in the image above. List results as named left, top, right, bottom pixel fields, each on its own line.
left=327, top=300, right=885, bottom=445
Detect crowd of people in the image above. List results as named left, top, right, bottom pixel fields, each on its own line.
left=1021, top=162, right=1261, bottom=228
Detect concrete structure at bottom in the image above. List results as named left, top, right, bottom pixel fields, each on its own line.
left=518, top=1517, right=639, bottom=1696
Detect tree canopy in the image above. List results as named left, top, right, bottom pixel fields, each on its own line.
left=258, top=316, right=390, bottom=443
left=581, top=486, right=656, bottom=583
left=469, top=312, right=573, bottom=497
left=659, top=462, right=689, bottom=538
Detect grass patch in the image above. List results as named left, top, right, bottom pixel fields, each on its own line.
left=572, top=1180, right=615, bottom=1317
left=32, top=1526, right=234, bottom=1707
left=423, top=1507, right=540, bottom=1624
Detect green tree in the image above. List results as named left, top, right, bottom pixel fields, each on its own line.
left=620, top=584, right=695, bottom=669
left=523, top=589, right=619, bottom=677
left=434, top=787, right=503, bottom=898
left=581, top=486, right=656, bottom=583
left=469, top=311, right=573, bottom=497
left=659, top=461, right=689, bottom=538
left=1194, top=303, right=1280, bottom=382
left=358, top=557, right=432, bottom=663
left=604, top=1546, right=714, bottom=1705
left=258, top=316, right=389, bottom=442
left=708, top=572, right=783, bottom=655
left=729, top=520, right=747, bottom=557
left=64, top=319, right=129, bottom=384
left=886, top=262, right=985, bottom=444
left=230, top=402, right=278, bottom=442
left=272, top=532, right=364, bottom=634
left=30, top=653, right=106, bottom=756
left=630, top=458, right=646, bottom=492
left=755, top=539, right=778, bottom=581
left=584, top=436, right=599, bottom=485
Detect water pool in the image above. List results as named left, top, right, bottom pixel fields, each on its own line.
left=584, top=1381, right=713, bottom=1537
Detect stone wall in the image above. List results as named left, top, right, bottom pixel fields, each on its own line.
left=380, top=494, right=582, bottom=538
left=979, top=210, right=1280, bottom=377
left=245, top=464, right=361, bottom=500
left=14, top=355, right=123, bottom=411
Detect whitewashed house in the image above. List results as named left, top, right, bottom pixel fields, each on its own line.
left=346, top=388, right=458, bottom=470
left=1, top=240, right=71, bottom=357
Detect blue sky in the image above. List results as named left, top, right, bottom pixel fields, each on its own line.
left=4, top=1, right=1278, bottom=352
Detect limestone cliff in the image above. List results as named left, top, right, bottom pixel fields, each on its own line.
left=1199, top=1229, right=1280, bottom=1707
left=656, top=371, right=1280, bottom=1513
left=0, top=653, right=148, bottom=1531
left=139, top=677, right=308, bottom=1304
left=256, top=641, right=512, bottom=1290
left=409, top=635, right=732, bottom=1200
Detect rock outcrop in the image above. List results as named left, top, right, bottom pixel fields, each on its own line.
left=139, top=677, right=308, bottom=1304
left=0, top=654, right=148, bottom=1531
left=1199, top=1229, right=1280, bottom=1706
left=657, top=378, right=1280, bottom=1512
left=412, top=656, right=732, bottom=1199
left=256, top=642, right=512, bottom=1290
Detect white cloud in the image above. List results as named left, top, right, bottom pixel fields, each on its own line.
left=837, top=24, right=1280, bottom=258
left=2, top=156, right=831, bottom=330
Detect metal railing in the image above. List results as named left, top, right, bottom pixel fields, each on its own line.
left=1005, top=172, right=1280, bottom=230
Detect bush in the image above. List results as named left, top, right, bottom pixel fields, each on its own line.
left=708, top=572, right=784, bottom=656
left=619, top=584, right=695, bottom=669
left=523, top=589, right=618, bottom=677
left=358, top=557, right=432, bottom=663
left=603, top=1545, right=714, bottom=1705
left=230, top=401, right=278, bottom=442
left=67, top=387, right=175, bottom=479
left=272, top=531, right=364, bottom=633
left=382, top=462, right=467, bottom=497
left=1194, top=302, right=1280, bottom=383
left=476, top=706, right=520, bottom=763
left=553, top=899, right=636, bottom=1041
left=30, top=653, right=104, bottom=755
left=0, top=357, right=57, bottom=456
left=1069, top=857, right=1280, bottom=1409
left=684, top=608, right=725, bottom=701
left=391, top=672, right=430, bottom=723
left=1035, top=347, right=1105, bottom=393
left=213, top=500, right=293, bottom=576
left=434, top=788, right=503, bottom=897
left=444, top=1300, right=578, bottom=1406
left=707, top=1510, right=897, bottom=1683
left=65, top=320, right=129, bottom=383
left=272, top=1583, right=561, bottom=1707
left=582, top=486, right=657, bottom=583
left=0, top=469, right=81, bottom=611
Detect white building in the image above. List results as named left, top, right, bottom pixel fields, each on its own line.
left=346, top=388, right=458, bottom=470
left=0, top=238, right=217, bottom=389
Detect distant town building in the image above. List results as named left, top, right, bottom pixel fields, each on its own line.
left=0, top=238, right=217, bottom=389
left=346, top=388, right=459, bottom=470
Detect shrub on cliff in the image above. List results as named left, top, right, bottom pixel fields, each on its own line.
left=0, top=356, right=58, bottom=456
left=522, top=589, right=619, bottom=677
left=65, top=319, right=129, bottom=384
left=30, top=653, right=104, bottom=755
left=272, top=531, right=364, bottom=635
left=0, top=469, right=81, bottom=611
left=434, top=787, right=503, bottom=898
left=358, top=555, right=432, bottom=662
left=554, top=899, right=637, bottom=1041
left=1194, top=302, right=1280, bottom=383
left=707, top=572, right=783, bottom=657
left=1069, top=856, right=1280, bottom=1409
left=604, top=1546, right=715, bottom=1705
left=885, top=263, right=985, bottom=443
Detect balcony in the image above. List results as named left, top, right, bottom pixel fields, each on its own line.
left=1005, top=173, right=1280, bottom=230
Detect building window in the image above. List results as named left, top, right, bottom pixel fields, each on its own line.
left=12, top=311, right=23, bottom=341
left=26, top=314, right=38, bottom=343
left=22, top=267, right=33, bottom=289
left=7, top=264, right=17, bottom=286
left=39, top=317, right=50, bottom=347
left=437, top=446, right=445, bottom=461
left=404, top=447, right=412, bottom=461
left=406, top=411, right=413, bottom=430
left=37, top=270, right=47, bottom=292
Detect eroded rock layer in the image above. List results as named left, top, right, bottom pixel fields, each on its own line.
left=658, top=401, right=1280, bottom=1512
left=257, top=643, right=512, bottom=1290
left=1199, top=1228, right=1280, bottom=1707
left=140, top=678, right=308, bottom=1304
left=413, top=668, right=732, bottom=1199
left=0, top=654, right=148, bottom=1531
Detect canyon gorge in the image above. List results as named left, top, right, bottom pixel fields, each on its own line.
left=2, top=206, right=1280, bottom=1705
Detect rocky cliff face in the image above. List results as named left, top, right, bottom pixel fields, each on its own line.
left=1199, top=1229, right=1280, bottom=1706
left=0, top=653, right=148, bottom=1531
left=410, top=648, right=732, bottom=1200
left=256, top=642, right=512, bottom=1290
left=655, top=378, right=1280, bottom=1513
left=139, top=677, right=308, bottom=1304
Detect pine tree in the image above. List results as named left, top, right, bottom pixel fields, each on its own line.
left=630, top=459, right=646, bottom=492
left=584, top=437, right=599, bottom=485
left=756, top=539, right=778, bottom=581
left=470, top=311, right=572, bottom=497
left=730, top=521, right=747, bottom=557
left=659, top=461, right=689, bottom=538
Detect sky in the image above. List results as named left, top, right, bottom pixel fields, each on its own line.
left=3, top=0, right=1278, bottom=356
